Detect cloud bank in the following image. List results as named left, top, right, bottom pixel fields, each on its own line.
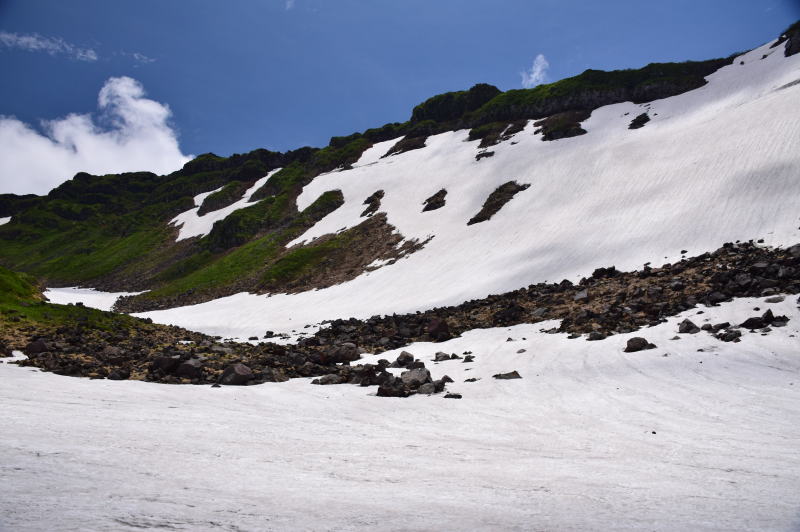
left=0, top=31, right=98, bottom=61
left=0, top=76, right=191, bottom=195
left=521, top=54, right=550, bottom=88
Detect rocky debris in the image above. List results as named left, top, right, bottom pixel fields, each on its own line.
left=0, top=340, right=11, bottom=357
left=401, top=367, right=432, bottom=388
left=678, top=319, right=701, bottom=334
left=444, top=393, right=462, bottom=399
left=426, top=317, right=452, bottom=341
left=764, top=295, right=785, bottom=303
left=311, top=373, right=345, bottom=385
left=739, top=309, right=789, bottom=330
left=534, top=110, right=591, bottom=141
left=628, top=113, right=650, bottom=129
left=467, top=181, right=531, bottom=225
left=9, top=241, right=800, bottom=394
left=475, top=151, right=495, bottom=161
left=422, top=189, right=447, bottom=212
left=493, top=370, right=522, bottom=380
left=361, top=190, right=384, bottom=217
left=220, top=363, right=253, bottom=385
left=434, top=352, right=452, bottom=362
left=624, top=337, right=656, bottom=352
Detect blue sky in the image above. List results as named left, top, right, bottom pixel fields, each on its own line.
left=0, top=0, right=798, bottom=193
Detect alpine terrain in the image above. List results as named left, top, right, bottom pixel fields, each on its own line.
left=1, top=20, right=800, bottom=532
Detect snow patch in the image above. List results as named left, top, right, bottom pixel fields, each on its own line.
left=44, top=286, right=146, bottom=312
left=169, top=168, right=282, bottom=241
left=0, top=216, right=10, bottom=225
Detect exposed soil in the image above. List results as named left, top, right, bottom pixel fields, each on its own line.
left=361, top=190, right=384, bottom=217
left=467, top=181, right=530, bottom=225
left=422, top=189, right=447, bottom=212
left=534, top=110, right=591, bottom=141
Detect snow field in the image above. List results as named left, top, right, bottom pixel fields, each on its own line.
left=2, top=295, right=799, bottom=531
left=42, top=286, right=145, bottom=312
left=131, top=40, right=800, bottom=340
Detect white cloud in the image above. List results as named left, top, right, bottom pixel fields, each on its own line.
left=132, top=52, right=156, bottom=64
left=521, top=54, right=550, bottom=88
left=285, top=0, right=296, bottom=10
left=0, top=76, right=192, bottom=195
left=0, top=31, right=98, bottom=61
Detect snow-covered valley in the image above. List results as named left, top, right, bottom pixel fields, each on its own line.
left=2, top=296, right=799, bottom=531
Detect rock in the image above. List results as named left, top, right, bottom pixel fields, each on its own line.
left=107, top=368, right=130, bottom=380
left=175, top=358, right=204, bottom=379
left=717, top=329, right=742, bottom=342
left=150, top=355, right=181, bottom=373
left=463, top=355, right=475, bottom=363
left=587, top=331, right=606, bottom=341
left=624, top=337, right=656, bottom=352
left=764, top=295, right=785, bottom=303
left=311, top=373, right=344, bottom=385
left=377, top=377, right=409, bottom=398
left=25, top=339, right=50, bottom=355
left=678, top=319, right=700, bottom=334
left=787, top=244, right=800, bottom=258
left=444, top=393, right=462, bottom=399
left=417, top=383, right=436, bottom=395
left=394, top=351, right=414, bottom=367
left=325, top=342, right=360, bottom=364
left=700, top=324, right=713, bottom=331
left=573, top=290, right=589, bottom=302
left=434, top=352, right=451, bottom=362
left=493, top=371, right=522, bottom=380
left=220, top=363, right=253, bottom=385
left=401, top=367, right=432, bottom=388
left=441, top=375, right=454, bottom=383
left=712, top=322, right=730, bottom=331
left=426, top=317, right=452, bottom=341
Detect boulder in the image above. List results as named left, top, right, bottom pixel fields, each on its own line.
left=175, top=358, right=204, bottom=379
left=624, top=337, right=656, bottom=352
left=220, top=363, right=253, bottom=385
left=311, top=373, right=344, bottom=385
left=426, top=317, right=452, bottom=342
left=434, top=352, right=451, bottom=362
left=394, top=351, right=414, bottom=367
left=25, top=339, right=50, bottom=355
left=444, top=393, right=463, bottom=399
left=400, top=367, right=432, bottom=388
left=417, top=383, right=436, bottom=395
left=678, top=319, right=700, bottom=334
left=150, top=355, right=181, bottom=373
left=325, top=342, right=360, bottom=364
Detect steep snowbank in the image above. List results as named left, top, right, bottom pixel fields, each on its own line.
left=130, top=41, right=800, bottom=340
left=3, top=295, right=799, bottom=531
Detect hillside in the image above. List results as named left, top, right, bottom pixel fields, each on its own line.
left=3, top=24, right=797, bottom=322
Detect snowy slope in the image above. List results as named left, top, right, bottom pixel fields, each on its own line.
left=120, top=40, right=800, bottom=340
left=169, top=168, right=282, bottom=241
left=3, top=295, right=799, bottom=531
left=0, top=216, right=10, bottom=226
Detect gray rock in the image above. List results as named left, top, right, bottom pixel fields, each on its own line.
left=678, top=318, right=700, bottom=334
left=624, top=337, right=656, bottom=352
left=311, top=373, right=344, bottom=385
left=434, top=352, right=451, bottom=362
left=220, top=363, right=253, bottom=385
left=25, top=339, right=50, bottom=355
left=764, top=295, right=785, bottom=303
left=400, top=367, right=432, bottom=388
left=175, top=358, right=203, bottom=379
left=573, top=290, right=589, bottom=302
left=493, top=370, right=522, bottom=380
left=417, top=383, right=436, bottom=395
left=325, top=342, right=360, bottom=364
left=394, top=351, right=414, bottom=367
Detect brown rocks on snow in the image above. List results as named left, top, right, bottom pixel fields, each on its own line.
left=426, top=317, right=451, bottom=342
left=739, top=309, right=790, bottom=330
left=624, top=337, right=656, bottom=352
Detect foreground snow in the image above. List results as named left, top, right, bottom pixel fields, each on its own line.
left=3, top=296, right=799, bottom=531
left=129, top=41, right=800, bottom=340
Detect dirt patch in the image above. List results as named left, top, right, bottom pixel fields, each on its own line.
left=361, top=190, right=384, bottom=217
left=422, top=189, right=447, bottom=212
left=534, top=110, right=591, bottom=141
left=467, top=181, right=530, bottom=225
left=383, top=136, right=427, bottom=157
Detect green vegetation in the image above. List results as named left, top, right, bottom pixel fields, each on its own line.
left=197, top=181, right=248, bottom=215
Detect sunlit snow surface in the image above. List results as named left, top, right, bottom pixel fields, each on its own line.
left=2, top=296, right=800, bottom=531
left=43, top=287, right=145, bottom=311
left=0, top=216, right=10, bottom=225
left=128, top=42, right=800, bottom=340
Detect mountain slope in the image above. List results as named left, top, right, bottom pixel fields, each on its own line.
left=126, top=38, right=800, bottom=340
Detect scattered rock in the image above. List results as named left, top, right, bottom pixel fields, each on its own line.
left=493, top=371, right=522, bottom=380
left=678, top=319, right=701, bottom=334
left=624, top=337, right=656, bottom=352
left=422, top=189, right=447, bottom=212
left=444, top=393, right=462, bottom=399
